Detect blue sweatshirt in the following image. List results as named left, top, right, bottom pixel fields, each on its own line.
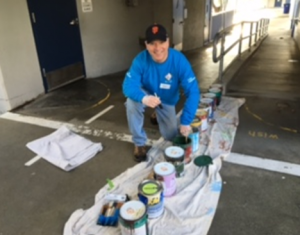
left=123, top=48, right=200, bottom=125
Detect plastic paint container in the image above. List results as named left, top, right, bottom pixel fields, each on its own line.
left=189, top=127, right=200, bottom=153
left=200, top=98, right=214, bottom=121
left=164, top=146, right=185, bottom=177
left=208, top=88, right=222, bottom=106
left=196, top=107, right=208, bottom=132
left=154, top=162, right=176, bottom=197
left=138, top=180, right=164, bottom=219
left=119, top=200, right=149, bottom=235
left=172, top=136, right=193, bottom=164
left=202, top=93, right=217, bottom=110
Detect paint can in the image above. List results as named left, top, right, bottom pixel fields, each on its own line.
left=195, top=107, right=208, bottom=132
left=119, top=200, right=149, bottom=235
left=138, top=180, right=164, bottom=219
left=202, top=93, right=217, bottom=110
left=208, top=88, right=222, bottom=106
left=210, top=83, right=223, bottom=91
left=154, top=162, right=176, bottom=197
left=172, top=136, right=192, bottom=164
left=164, top=146, right=185, bottom=177
left=188, top=127, right=200, bottom=153
left=200, top=98, right=214, bottom=121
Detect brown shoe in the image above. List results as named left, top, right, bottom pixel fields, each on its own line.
left=133, top=145, right=148, bottom=162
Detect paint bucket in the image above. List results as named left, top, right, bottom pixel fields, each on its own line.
left=164, top=146, right=185, bottom=177
left=154, top=162, right=176, bottom=197
left=208, top=88, right=222, bottom=106
left=202, top=93, right=217, bottom=110
left=172, top=136, right=192, bottom=164
left=200, top=98, right=214, bottom=121
left=210, top=83, right=223, bottom=91
left=196, top=107, right=208, bottom=132
left=138, top=180, right=164, bottom=219
left=188, top=127, right=200, bottom=153
left=119, top=200, right=149, bottom=235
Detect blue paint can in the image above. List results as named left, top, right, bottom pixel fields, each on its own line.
left=189, top=127, right=200, bottom=153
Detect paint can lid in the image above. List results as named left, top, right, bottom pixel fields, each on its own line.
left=164, top=146, right=185, bottom=159
left=120, top=200, right=146, bottom=221
left=201, top=98, right=213, bottom=103
left=203, top=93, right=216, bottom=98
left=154, top=162, right=175, bottom=176
left=208, top=88, right=221, bottom=93
left=138, top=179, right=163, bottom=196
left=194, top=155, right=213, bottom=167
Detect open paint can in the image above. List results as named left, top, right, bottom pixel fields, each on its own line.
left=202, top=93, right=217, bottom=110
left=119, top=200, right=149, bottom=235
left=138, top=180, right=164, bottom=219
left=172, top=136, right=192, bottom=164
left=208, top=88, right=222, bottom=106
left=154, top=162, right=176, bottom=197
left=196, top=107, right=208, bottom=132
left=200, top=98, right=214, bottom=121
left=164, top=146, right=185, bottom=177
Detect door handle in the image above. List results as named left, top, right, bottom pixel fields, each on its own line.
left=70, top=18, right=79, bottom=25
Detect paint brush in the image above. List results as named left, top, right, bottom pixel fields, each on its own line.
left=154, top=93, right=163, bottom=109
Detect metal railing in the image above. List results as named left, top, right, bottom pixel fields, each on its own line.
left=291, top=18, right=299, bottom=37
left=213, top=18, right=270, bottom=83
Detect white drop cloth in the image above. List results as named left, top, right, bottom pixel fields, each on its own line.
left=26, top=126, right=103, bottom=171
left=63, top=96, right=245, bottom=235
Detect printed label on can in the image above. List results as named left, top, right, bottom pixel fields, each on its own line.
left=154, top=162, right=176, bottom=197
left=189, top=131, right=199, bottom=153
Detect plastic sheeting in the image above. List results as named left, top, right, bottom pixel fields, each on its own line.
left=63, top=96, right=245, bottom=235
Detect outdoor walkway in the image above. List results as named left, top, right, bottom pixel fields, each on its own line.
left=0, top=8, right=299, bottom=235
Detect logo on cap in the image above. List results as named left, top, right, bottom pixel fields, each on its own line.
left=152, top=26, right=159, bottom=34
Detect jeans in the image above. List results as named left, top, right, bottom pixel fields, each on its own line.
left=125, top=98, right=178, bottom=146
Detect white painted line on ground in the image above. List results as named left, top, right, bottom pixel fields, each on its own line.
left=25, top=155, right=42, bottom=166
left=0, top=112, right=156, bottom=157
left=85, top=105, right=114, bottom=124
left=225, top=152, right=300, bottom=177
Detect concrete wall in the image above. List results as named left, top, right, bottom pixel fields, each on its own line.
left=153, top=0, right=173, bottom=46
left=294, top=0, right=300, bottom=48
left=0, top=0, right=44, bottom=113
left=183, top=0, right=206, bottom=51
left=77, top=0, right=154, bottom=78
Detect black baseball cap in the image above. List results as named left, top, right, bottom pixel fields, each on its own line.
left=145, top=24, right=168, bottom=44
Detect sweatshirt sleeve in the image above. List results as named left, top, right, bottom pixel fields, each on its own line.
left=178, top=55, right=200, bottom=125
left=122, top=55, right=146, bottom=103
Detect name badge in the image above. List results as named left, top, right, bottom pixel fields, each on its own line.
left=160, top=83, right=171, bottom=89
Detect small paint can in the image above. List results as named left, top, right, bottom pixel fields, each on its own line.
left=164, top=146, right=185, bottom=177
left=196, top=107, right=208, bottom=132
left=202, top=93, right=217, bottom=110
left=200, top=98, right=214, bottom=121
left=188, top=127, right=200, bottom=153
left=172, top=136, right=192, bottom=164
left=208, top=88, right=222, bottom=106
left=210, top=83, right=223, bottom=91
left=138, top=180, right=164, bottom=219
left=119, top=200, right=149, bottom=235
left=154, top=162, right=176, bottom=197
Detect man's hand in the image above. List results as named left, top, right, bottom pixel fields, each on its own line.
left=142, top=95, right=161, bottom=108
left=180, top=125, right=191, bottom=137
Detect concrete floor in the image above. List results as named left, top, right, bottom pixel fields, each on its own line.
left=1, top=8, right=300, bottom=235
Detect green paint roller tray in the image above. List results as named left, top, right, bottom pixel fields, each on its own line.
left=193, top=155, right=213, bottom=167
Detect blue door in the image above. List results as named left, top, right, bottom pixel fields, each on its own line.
left=27, top=0, right=85, bottom=92
left=274, top=0, right=283, bottom=7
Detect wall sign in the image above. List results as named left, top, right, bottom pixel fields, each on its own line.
left=82, top=0, right=93, bottom=13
